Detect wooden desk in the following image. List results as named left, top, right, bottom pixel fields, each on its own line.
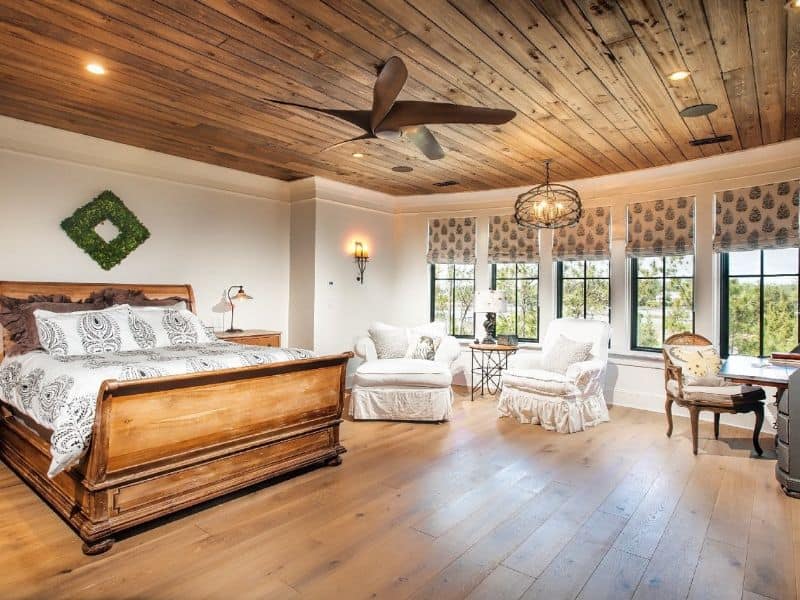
left=720, top=355, right=796, bottom=404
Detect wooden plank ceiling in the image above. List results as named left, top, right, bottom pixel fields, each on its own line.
left=0, top=0, right=797, bottom=195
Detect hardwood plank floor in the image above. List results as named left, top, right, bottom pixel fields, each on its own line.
left=0, top=389, right=796, bottom=600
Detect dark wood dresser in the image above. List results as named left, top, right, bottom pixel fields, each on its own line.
left=776, top=369, right=800, bottom=498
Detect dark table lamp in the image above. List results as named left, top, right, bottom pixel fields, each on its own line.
left=225, top=285, right=253, bottom=333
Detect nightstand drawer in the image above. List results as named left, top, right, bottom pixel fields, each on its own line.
left=236, top=334, right=280, bottom=348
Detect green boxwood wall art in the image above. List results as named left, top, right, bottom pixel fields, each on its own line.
left=61, top=190, right=150, bottom=271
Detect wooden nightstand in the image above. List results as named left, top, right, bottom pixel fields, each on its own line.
left=215, top=329, right=282, bottom=348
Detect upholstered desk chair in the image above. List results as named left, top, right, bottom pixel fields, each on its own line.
left=663, top=332, right=766, bottom=455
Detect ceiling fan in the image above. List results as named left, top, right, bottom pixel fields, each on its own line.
left=268, top=57, right=516, bottom=160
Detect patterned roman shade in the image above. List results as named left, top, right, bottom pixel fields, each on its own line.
left=713, top=180, right=800, bottom=252
left=426, top=217, right=476, bottom=264
left=552, top=206, right=611, bottom=261
left=626, top=197, right=695, bottom=257
left=488, top=214, right=540, bottom=263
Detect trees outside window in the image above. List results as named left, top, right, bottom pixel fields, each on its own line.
left=430, top=264, right=475, bottom=338
left=491, top=263, right=538, bottom=341
left=631, top=255, right=694, bottom=351
left=720, top=248, right=800, bottom=357
left=557, top=259, right=610, bottom=322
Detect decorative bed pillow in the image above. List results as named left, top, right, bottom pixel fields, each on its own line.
left=368, top=322, right=410, bottom=359
left=541, top=334, right=593, bottom=374
left=0, top=295, right=104, bottom=356
left=34, top=305, right=139, bottom=356
left=406, top=335, right=441, bottom=360
left=129, top=306, right=214, bottom=348
left=664, top=344, right=723, bottom=386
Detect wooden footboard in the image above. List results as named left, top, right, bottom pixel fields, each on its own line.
left=0, top=352, right=351, bottom=554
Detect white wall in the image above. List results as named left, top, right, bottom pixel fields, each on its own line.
left=312, top=199, right=396, bottom=378
left=0, top=119, right=290, bottom=336
left=391, top=140, right=800, bottom=428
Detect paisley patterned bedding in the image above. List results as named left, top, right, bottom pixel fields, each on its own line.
left=0, top=342, right=315, bottom=477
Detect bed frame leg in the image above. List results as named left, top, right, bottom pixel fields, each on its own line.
left=325, top=455, right=343, bottom=467
left=82, top=537, right=115, bottom=556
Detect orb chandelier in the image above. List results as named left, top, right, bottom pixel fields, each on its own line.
left=515, top=160, right=582, bottom=229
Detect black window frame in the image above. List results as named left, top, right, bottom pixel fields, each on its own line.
left=719, top=249, right=800, bottom=358
left=556, top=259, right=611, bottom=322
left=490, top=262, right=540, bottom=342
left=429, top=263, right=476, bottom=339
left=630, top=255, right=695, bottom=352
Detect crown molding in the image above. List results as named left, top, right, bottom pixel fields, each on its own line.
left=0, top=116, right=290, bottom=202
left=391, top=138, right=800, bottom=213
left=287, top=176, right=397, bottom=213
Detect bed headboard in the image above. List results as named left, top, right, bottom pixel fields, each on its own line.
left=0, top=281, right=196, bottom=362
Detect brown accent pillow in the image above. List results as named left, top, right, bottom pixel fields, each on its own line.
left=0, top=295, right=104, bottom=356
left=87, top=287, right=187, bottom=308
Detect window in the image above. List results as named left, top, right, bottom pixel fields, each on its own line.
left=557, top=259, right=611, bottom=322
left=430, top=264, right=475, bottom=338
left=720, top=248, right=800, bottom=357
left=491, top=263, right=539, bottom=341
left=631, top=255, right=694, bottom=351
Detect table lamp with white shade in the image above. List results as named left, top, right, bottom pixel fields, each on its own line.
left=474, top=289, right=507, bottom=344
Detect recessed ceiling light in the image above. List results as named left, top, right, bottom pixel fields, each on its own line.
left=668, top=70, right=691, bottom=81
left=786, top=0, right=800, bottom=9
left=352, top=152, right=364, bottom=158
left=86, top=63, right=106, bottom=75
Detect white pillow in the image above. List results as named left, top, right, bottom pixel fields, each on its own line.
left=35, top=305, right=139, bottom=357
left=541, top=334, right=593, bottom=374
left=368, top=322, right=409, bottom=359
left=129, top=306, right=215, bottom=348
left=404, top=322, right=447, bottom=359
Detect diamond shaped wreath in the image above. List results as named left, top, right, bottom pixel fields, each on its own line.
left=61, top=190, right=150, bottom=271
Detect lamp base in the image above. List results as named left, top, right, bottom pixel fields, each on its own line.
left=482, top=312, right=497, bottom=345
left=224, top=327, right=244, bottom=334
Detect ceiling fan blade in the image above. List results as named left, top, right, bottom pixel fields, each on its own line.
left=320, top=133, right=376, bottom=152
left=380, top=101, right=516, bottom=130
left=403, top=126, right=445, bottom=160
left=370, top=56, right=408, bottom=132
left=266, top=99, right=371, bottom=132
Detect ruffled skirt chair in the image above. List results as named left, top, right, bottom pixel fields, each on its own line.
left=350, top=322, right=462, bottom=422
left=497, top=318, right=611, bottom=433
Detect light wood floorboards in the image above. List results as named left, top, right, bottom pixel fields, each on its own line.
left=0, top=389, right=797, bottom=599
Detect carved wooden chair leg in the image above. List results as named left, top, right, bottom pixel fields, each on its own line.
left=665, top=398, right=674, bottom=438
left=82, top=537, right=114, bottom=555
left=689, top=406, right=700, bottom=455
left=752, top=403, right=764, bottom=456
left=713, top=412, right=720, bottom=440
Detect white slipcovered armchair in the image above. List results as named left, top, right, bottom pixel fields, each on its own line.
left=351, top=322, right=462, bottom=422
left=497, top=318, right=611, bottom=433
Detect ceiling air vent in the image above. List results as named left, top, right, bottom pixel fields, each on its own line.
left=690, top=134, right=732, bottom=146
left=433, top=180, right=459, bottom=187
left=391, top=166, right=413, bottom=173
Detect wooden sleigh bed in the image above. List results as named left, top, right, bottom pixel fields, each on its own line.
left=0, top=281, right=351, bottom=554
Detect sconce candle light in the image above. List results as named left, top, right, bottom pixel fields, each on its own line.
left=354, top=241, right=370, bottom=284
left=225, top=285, right=253, bottom=333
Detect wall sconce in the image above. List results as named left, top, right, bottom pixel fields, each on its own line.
left=225, top=285, right=253, bottom=332
left=353, top=241, right=369, bottom=284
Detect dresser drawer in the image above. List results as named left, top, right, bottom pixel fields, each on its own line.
left=779, top=390, right=789, bottom=415
left=778, top=439, right=790, bottom=472
left=235, top=334, right=281, bottom=348
left=778, top=413, right=790, bottom=444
